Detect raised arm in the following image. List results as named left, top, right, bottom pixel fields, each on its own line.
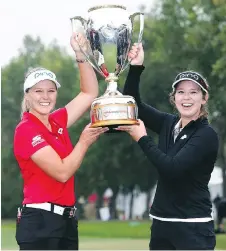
left=123, top=44, right=168, bottom=134
left=65, top=33, right=99, bottom=128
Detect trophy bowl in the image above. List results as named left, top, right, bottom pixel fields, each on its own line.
left=71, top=5, right=144, bottom=129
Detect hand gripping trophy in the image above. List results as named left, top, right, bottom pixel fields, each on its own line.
left=71, top=5, right=144, bottom=129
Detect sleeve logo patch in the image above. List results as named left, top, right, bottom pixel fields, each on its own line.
left=32, top=135, right=44, bottom=147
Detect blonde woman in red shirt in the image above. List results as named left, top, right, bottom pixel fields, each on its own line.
left=14, top=33, right=108, bottom=250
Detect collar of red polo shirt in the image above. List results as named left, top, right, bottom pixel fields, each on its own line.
left=24, top=69, right=61, bottom=93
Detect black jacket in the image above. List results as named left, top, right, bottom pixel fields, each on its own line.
left=123, top=65, right=219, bottom=219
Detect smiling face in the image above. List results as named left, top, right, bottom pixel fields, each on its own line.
left=174, top=80, right=208, bottom=121
left=25, top=80, right=57, bottom=116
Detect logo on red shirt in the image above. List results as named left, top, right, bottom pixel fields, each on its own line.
left=32, top=135, right=44, bottom=147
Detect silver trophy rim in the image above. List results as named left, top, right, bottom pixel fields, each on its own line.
left=88, top=4, right=126, bottom=13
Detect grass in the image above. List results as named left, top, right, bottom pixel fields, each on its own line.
left=79, top=220, right=150, bottom=238
left=1, top=220, right=226, bottom=250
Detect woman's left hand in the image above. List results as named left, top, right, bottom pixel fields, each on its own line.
left=116, top=119, right=147, bottom=141
left=70, top=32, right=88, bottom=58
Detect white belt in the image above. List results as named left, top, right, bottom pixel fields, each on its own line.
left=24, top=203, right=75, bottom=216
left=149, top=214, right=213, bottom=222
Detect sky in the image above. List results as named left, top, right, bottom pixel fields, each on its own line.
left=0, top=0, right=154, bottom=67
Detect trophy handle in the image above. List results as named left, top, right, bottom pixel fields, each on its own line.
left=121, top=12, right=144, bottom=72
left=70, top=16, right=108, bottom=78
left=70, top=16, right=90, bottom=61
left=129, top=12, right=144, bottom=43
left=70, top=16, right=88, bottom=31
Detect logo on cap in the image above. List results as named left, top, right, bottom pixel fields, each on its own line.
left=178, top=72, right=199, bottom=81
left=173, top=71, right=208, bottom=93
left=34, top=72, right=54, bottom=79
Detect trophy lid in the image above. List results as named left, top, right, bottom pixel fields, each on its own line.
left=88, top=5, right=126, bottom=13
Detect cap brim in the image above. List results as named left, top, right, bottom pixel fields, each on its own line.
left=172, top=78, right=208, bottom=93
left=51, top=79, right=61, bottom=89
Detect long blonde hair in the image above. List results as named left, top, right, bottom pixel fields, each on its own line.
left=20, top=67, right=47, bottom=118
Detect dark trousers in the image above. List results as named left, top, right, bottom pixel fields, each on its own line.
left=149, top=219, right=216, bottom=250
left=16, top=207, right=78, bottom=250
left=19, top=237, right=77, bottom=250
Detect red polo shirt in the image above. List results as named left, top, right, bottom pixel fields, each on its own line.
left=14, top=108, right=75, bottom=206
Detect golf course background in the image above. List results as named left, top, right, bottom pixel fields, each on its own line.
left=2, top=220, right=226, bottom=250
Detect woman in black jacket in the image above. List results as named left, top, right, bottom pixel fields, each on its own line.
left=116, top=43, right=219, bottom=250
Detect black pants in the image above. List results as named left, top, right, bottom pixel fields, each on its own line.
left=16, top=207, right=78, bottom=250
left=149, top=219, right=216, bottom=250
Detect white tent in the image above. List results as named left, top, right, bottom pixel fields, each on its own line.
left=208, top=166, right=224, bottom=220
left=208, top=166, right=223, bottom=200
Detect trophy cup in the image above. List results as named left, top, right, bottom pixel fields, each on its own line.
left=71, top=5, right=144, bottom=129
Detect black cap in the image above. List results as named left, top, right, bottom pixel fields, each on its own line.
left=172, top=71, right=209, bottom=93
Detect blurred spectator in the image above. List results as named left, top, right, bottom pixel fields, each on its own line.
left=116, top=186, right=125, bottom=220
left=84, top=191, right=98, bottom=220
left=213, top=195, right=226, bottom=234
left=132, top=185, right=148, bottom=220
left=76, top=196, right=86, bottom=219
left=103, top=187, right=113, bottom=207
left=99, top=187, right=114, bottom=221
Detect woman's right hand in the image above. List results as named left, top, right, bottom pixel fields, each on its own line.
left=79, top=124, right=109, bottom=148
left=128, top=43, right=144, bottom=66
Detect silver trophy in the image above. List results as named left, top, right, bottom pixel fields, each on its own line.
left=71, top=5, right=144, bottom=128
